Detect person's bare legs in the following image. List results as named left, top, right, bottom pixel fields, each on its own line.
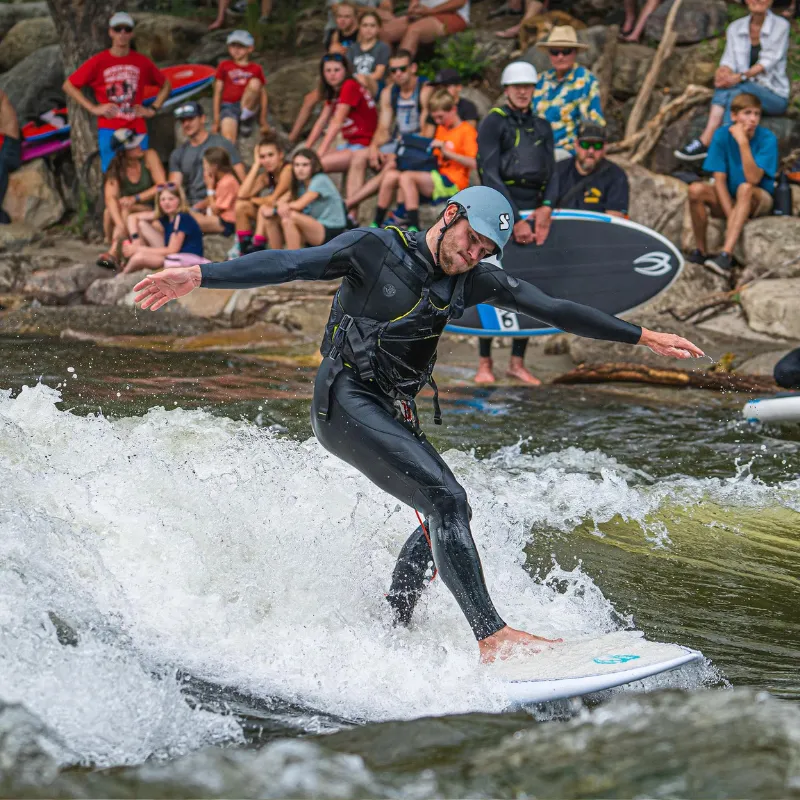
left=262, top=212, right=284, bottom=249
left=121, top=250, right=166, bottom=274
left=698, top=104, right=726, bottom=148
left=622, top=0, right=637, bottom=34
left=688, top=182, right=718, bottom=254
left=479, top=626, right=562, bottom=663
left=281, top=210, right=326, bottom=249
left=241, top=77, right=262, bottom=118
left=138, top=218, right=165, bottom=248
left=345, top=147, right=372, bottom=207
left=399, top=17, right=446, bottom=58
left=496, top=0, right=542, bottom=39
left=398, top=170, right=432, bottom=214
left=208, top=0, right=229, bottom=30
left=621, top=0, right=659, bottom=42
left=191, top=210, right=226, bottom=234
left=381, top=15, right=409, bottom=45
left=320, top=148, right=355, bottom=176
left=236, top=198, right=257, bottom=233
left=347, top=156, right=395, bottom=210
left=722, top=182, right=761, bottom=254
left=220, top=116, right=239, bottom=143
left=377, top=167, right=402, bottom=211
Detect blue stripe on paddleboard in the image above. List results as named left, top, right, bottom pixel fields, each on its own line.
left=445, top=320, right=561, bottom=336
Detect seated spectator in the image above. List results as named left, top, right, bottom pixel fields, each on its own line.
left=235, top=134, right=292, bottom=254
left=676, top=0, right=789, bottom=163
left=63, top=12, right=170, bottom=173
left=289, top=2, right=363, bottom=143
left=533, top=26, right=604, bottom=159
left=686, top=93, right=777, bottom=277
left=209, top=0, right=272, bottom=30
left=427, top=68, right=479, bottom=128
left=99, top=128, right=166, bottom=268
left=305, top=53, right=378, bottom=175
left=381, top=0, right=470, bottom=58
left=372, top=88, right=476, bottom=231
left=168, top=101, right=246, bottom=209
left=774, top=348, right=800, bottom=389
left=345, top=49, right=433, bottom=219
left=212, top=31, right=269, bottom=143
left=556, top=122, right=628, bottom=215
left=621, top=0, right=665, bottom=43
left=190, top=146, right=241, bottom=236
left=0, top=89, right=21, bottom=225
left=121, top=183, right=205, bottom=273
left=256, top=148, right=347, bottom=250
left=349, top=11, right=391, bottom=97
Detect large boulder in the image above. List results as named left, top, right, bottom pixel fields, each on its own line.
left=461, top=87, right=493, bottom=122
left=0, top=16, right=57, bottom=72
left=84, top=272, right=142, bottom=306
left=740, top=217, right=800, bottom=277
left=2, top=160, right=65, bottom=229
left=0, top=224, right=39, bottom=253
left=645, top=0, right=728, bottom=44
left=268, top=57, right=322, bottom=131
left=741, top=278, right=800, bottom=339
left=21, top=263, right=110, bottom=305
left=0, top=45, right=64, bottom=124
left=0, top=1, right=49, bottom=40
left=641, top=261, right=727, bottom=316
left=188, top=29, right=231, bottom=66
left=131, top=14, right=209, bottom=63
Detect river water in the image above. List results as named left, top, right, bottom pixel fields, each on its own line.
left=1, top=335, right=799, bottom=798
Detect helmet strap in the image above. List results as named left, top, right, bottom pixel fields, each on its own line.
left=435, top=203, right=466, bottom=267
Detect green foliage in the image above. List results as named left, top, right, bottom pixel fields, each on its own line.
left=726, top=3, right=749, bottom=24
left=418, top=31, right=487, bottom=83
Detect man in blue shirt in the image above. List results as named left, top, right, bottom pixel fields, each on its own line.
left=687, top=92, right=777, bottom=277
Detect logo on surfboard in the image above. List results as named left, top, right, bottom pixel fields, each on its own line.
left=633, top=252, right=673, bottom=277
left=593, top=654, right=641, bottom=664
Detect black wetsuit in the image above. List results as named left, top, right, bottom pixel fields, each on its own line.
left=200, top=227, right=642, bottom=640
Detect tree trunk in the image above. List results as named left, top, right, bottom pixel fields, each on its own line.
left=46, top=0, right=120, bottom=203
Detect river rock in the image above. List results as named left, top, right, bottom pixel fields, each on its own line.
left=267, top=57, right=322, bottom=130
left=740, top=217, right=800, bottom=277
left=737, top=349, right=796, bottom=377
left=640, top=261, right=727, bottom=315
left=0, top=16, right=57, bottom=72
left=22, top=263, right=110, bottom=305
left=0, top=45, right=64, bottom=124
left=131, top=14, right=209, bottom=63
left=644, top=0, right=727, bottom=44
left=0, top=223, right=39, bottom=252
left=2, top=160, right=65, bottom=229
left=84, top=272, right=142, bottom=306
left=741, top=278, right=800, bottom=339
left=0, top=1, right=49, bottom=39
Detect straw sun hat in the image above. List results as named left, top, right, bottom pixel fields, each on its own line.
left=535, top=25, right=588, bottom=50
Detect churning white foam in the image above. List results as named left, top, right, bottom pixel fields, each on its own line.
left=3, top=383, right=784, bottom=766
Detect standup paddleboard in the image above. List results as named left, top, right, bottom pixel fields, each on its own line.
left=743, top=393, right=800, bottom=423
left=445, top=210, right=683, bottom=337
left=494, top=630, right=702, bottom=704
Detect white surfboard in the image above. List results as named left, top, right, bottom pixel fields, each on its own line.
left=491, top=630, right=703, bottom=704
left=743, top=394, right=800, bottom=424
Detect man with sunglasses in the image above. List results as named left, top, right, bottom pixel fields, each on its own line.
left=133, top=184, right=704, bottom=661
left=532, top=26, right=604, bottom=161
left=556, top=122, right=629, bottom=216
left=64, top=12, right=171, bottom=172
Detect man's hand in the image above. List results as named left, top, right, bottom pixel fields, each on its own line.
left=639, top=327, right=705, bottom=359
left=533, top=205, right=552, bottom=246
left=714, top=66, right=737, bottom=89
left=94, top=103, right=119, bottom=119
left=729, top=122, right=749, bottom=146
left=134, top=266, right=203, bottom=311
left=368, top=144, right=383, bottom=170
left=512, top=218, right=534, bottom=245
left=134, top=105, right=156, bottom=119
left=119, top=196, right=136, bottom=210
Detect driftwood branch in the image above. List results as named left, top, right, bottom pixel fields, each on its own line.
left=594, top=25, right=618, bottom=113
left=553, top=362, right=778, bottom=393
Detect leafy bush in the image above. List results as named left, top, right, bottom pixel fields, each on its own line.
left=419, top=31, right=487, bottom=82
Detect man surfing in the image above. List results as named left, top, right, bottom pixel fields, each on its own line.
left=134, top=186, right=704, bottom=662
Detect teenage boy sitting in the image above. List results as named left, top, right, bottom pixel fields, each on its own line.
left=687, top=92, right=778, bottom=277
left=372, top=89, right=477, bottom=231
left=212, top=30, right=269, bottom=142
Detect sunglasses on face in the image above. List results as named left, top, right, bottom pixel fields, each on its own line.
left=550, top=48, right=575, bottom=56
left=578, top=140, right=604, bottom=151
left=389, top=65, right=409, bottom=73
left=112, top=25, right=133, bottom=33
left=156, top=182, right=178, bottom=191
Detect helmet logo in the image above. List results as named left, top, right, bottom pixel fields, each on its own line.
left=499, top=213, right=510, bottom=231
left=633, top=252, right=673, bottom=277
left=383, top=283, right=397, bottom=297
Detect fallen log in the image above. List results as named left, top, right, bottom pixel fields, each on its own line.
left=553, top=362, right=778, bottom=393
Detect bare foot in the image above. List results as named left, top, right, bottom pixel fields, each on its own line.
left=506, top=356, right=541, bottom=385
left=479, top=625, right=562, bottom=664
left=208, top=18, right=224, bottom=30
left=495, top=22, right=521, bottom=39
left=474, top=357, right=495, bottom=384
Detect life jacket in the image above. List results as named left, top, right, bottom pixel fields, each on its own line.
left=316, top=226, right=467, bottom=425
left=485, top=104, right=553, bottom=192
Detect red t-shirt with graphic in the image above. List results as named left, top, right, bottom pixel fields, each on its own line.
left=215, top=60, right=266, bottom=104
left=68, top=50, right=166, bottom=132
left=327, top=78, right=377, bottom=146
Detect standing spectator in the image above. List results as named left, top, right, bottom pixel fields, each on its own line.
left=99, top=128, right=166, bottom=268
left=426, top=68, right=479, bottom=128
left=212, top=30, right=269, bottom=143
left=686, top=93, right=777, bottom=277
left=258, top=148, right=347, bottom=250
left=191, top=146, right=241, bottom=236
left=209, top=0, right=273, bottom=30
left=235, top=133, right=292, bottom=254
left=63, top=12, right=171, bottom=173
left=475, top=61, right=557, bottom=385
left=381, top=0, right=470, bottom=58
left=305, top=53, right=378, bottom=176
left=0, top=89, right=21, bottom=225
left=345, top=49, right=433, bottom=218
left=676, top=0, right=788, bottom=163
left=533, top=26, right=604, bottom=159
left=348, top=11, right=391, bottom=97
left=621, top=0, right=665, bottom=43
left=372, top=89, right=476, bottom=231
left=168, top=101, right=246, bottom=208
left=556, top=122, right=628, bottom=215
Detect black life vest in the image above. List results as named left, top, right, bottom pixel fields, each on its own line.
left=487, top=105, right=554, bottom=192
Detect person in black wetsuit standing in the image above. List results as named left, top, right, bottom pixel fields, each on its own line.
left=133, top=186, right=705, bottom=662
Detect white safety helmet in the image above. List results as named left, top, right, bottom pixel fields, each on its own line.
left=500, top=61, right=538, bottom=86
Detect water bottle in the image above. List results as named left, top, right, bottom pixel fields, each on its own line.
left=773, top=172, right=793, bottom=216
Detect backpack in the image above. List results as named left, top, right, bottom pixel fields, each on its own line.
left=396, top=133, right=439, bottom=172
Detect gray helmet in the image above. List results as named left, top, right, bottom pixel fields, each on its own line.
left=445, top=186, right=514, bottom=256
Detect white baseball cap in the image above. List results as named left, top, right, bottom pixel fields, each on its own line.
left=109, top=11, right=135, bottom=28
left=227, top=29, right=254, bottom=46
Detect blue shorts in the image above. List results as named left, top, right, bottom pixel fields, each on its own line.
left=98, top=129, right=149, bottom=173
left=336, top=142, right=366, bottom=151
left=220, top=102, right=241, bottom=122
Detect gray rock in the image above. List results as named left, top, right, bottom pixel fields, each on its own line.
left=461, top=87, right=493, bottom=121
left=641, top=261, right=727, bottom=316
left=85, top=273, right=142, bottom=306
left=0, top=223, right=39, bottom=252
left=2, top=159, right=65, bottom=229
left=741, top=278, right=800, bottom=339
left=204, top=235, right=234, bottom=264
left=741, top=217, right=800, bottom=277
left=188, top=29, right=231, bottom=66
left=131, top=14, right=209, bottom=63
left=0, top=45, right=64, bottom=124
left=0, top=1, right=49, bottom=40
left=645, top=0, right=727, bottom=45
left=21, top=263, right=110, bottom=305
left=737, top=349, right=797, bottom=377
left=268, top=57, right=323, bottom=131
left=0, top=16, right=57, bottom=72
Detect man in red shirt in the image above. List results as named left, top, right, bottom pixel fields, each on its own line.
left=63, top=11, right=171, bottom=172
